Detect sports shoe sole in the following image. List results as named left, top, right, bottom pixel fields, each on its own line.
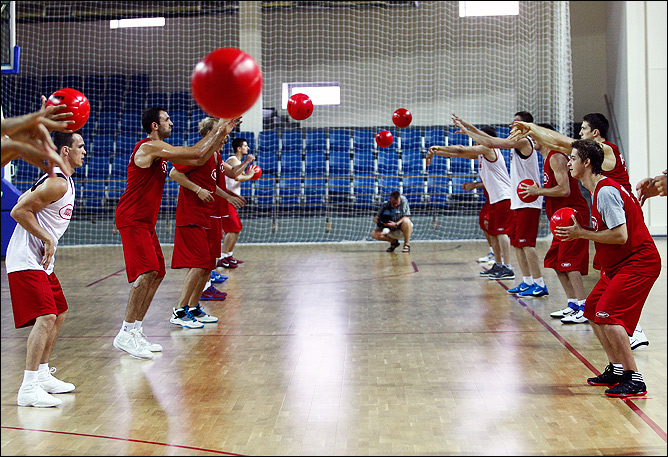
left=488, top=274, right=515, bottom=280
left=169, top=317, right=204, bottom=329
left=605, top=390, right=647, bottom=398
left=630, top=341, right=649, bottom=350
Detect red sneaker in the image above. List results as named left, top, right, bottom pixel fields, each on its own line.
left=217, top=256, right=238, bottom=269
left=200, top=285, right=227, bottom=301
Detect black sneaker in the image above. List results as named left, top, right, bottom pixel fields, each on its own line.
left=480, top=263, right=501, bottom=277
left=605, top=371, right=647, bottom=397
left=587, top=363, right=623, bottom=386
left=488, top=265, right=515, bottom=280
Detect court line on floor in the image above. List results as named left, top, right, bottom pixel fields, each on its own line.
left=486, top=269, right=667, bottom=443
left=85, top=268, right=126, bottom=287
left=0, top=426, right=244, bottom=456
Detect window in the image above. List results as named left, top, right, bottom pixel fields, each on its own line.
left=459, top=1, right=519, bottom=17
left=282, top=82, right=340, bottom=108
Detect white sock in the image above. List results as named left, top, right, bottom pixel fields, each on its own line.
left=612, top=363, right=624, bottom=375
left=534, top=277, right=545, bottom=288
left=222, top=252, right=231, bottom=258
left=577, top=299, right=586, bottom=310
left=135, top=320, right=143, bottom=332
left=22, top=370, right=39, bottom=387
left=229, top=251, right=234, bottom=257
left=567, top=298, right=576, bottom=305
left=635, top=325, right=643, bottom=333
left=523, top=276, right=533, bottom=284
left=205, top=280, right=212, bottom=289
left=122, top=321, right=135, bottom=332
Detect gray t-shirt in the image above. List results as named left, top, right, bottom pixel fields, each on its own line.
left=596, top=186, right=626, bottom=229
left=377, top=196, right=411, bottom=230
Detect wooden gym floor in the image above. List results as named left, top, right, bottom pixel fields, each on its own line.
left=1, top=239, right=666, bottom=456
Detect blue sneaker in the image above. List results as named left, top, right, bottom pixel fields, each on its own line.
left=507, top=281, right=531, bottom=294
left=518, top=283, right=549, bottom=297
left=210, top=271, right=228, bottom=283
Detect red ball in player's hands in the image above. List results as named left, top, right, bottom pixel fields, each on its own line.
left=249, top=164, right=262, bottom=180
left=287, top=93, right=314, bottom=121
left=392, top=108, right=412, bottom=128
left=517, top=179, right=538, bottom=203
left=191, top=47, right=263, bottom=119
left=550, top=207, right=577, bottom=240
left=45, top=88, right=90, bottom=131
left=375, top=130, right=393, bottom=148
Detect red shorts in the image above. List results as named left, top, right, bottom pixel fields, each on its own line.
left=119, top=226, right=166, bottom=283
left=208, top=217, right=223, bottom=260
left=488, top=199, right=512, bottom=235
left=478, top=201, right=490, bottom=233
left=8, top=270, right=68, bottom=329
left=544, top=236, right=589, bottom=274
left=584, top=270, right=658, bottom=335
left=172, top=225, right=216, bottom=270
left=221, top=205, right=242, bottom=233
left=509, top=208, right=541, bottom=247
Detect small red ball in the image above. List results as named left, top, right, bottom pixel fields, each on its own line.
left=287, top=93, right=314, bottom=121
left=550, top=207, right=578, bottom=239
left=191, top=47, right=263, bottom=119
left=45, top=88, right=90, bottom=131
left=392, top=108, right=412, bottom=128
left=375, top=130, right=393, bottom=148
left=517, top=178, right=538, bottom=203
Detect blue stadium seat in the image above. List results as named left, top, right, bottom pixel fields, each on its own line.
left=1, top=76, right=16, bottom=116
left=449, top=157, right=473, bottom=174
left=146, top=92, right=168, bottom=109
left=501, top=149, right=512, bottom=174
left=84, top=74, right=105, bottom=114
left=252, top=179, right=276, bottom=210
left=279, top=150, right=303, bottom=178
left=90, top=134, right=116, bottom=158
left=255, top=151, right=278, bottom=177
left=169, top=91, right=192, bottom=112
left=378, top=176, right=401, bottom=198
left=13, top=159, right=41, bottom=186
left=352, top=148, right=375, bottom=176
left=427, top=176, right=450, bottom=207
left=277, top=177, right=302, bottom=208
left=400, top=128, right=422, bottom=151
left=115, top=134, right=139, bottom=159
left=188, top=108, right=208, bottom=137
left=329, top=177, right=353, bottom=203
left=427, top=154, right=448, bottom=176
left=401, top=149, right=424, bottom=176
left=403, top=176, right=427, bottom=208
left=127, top=73, right=150, bottom=95
left=15, top=76, right=39, bottom=115
left=352, top=129, right=376, bottom=152
left=351, top=177, right=375, bottom=206
left=166, top=133, right=186, bottom=147
left=96, top=112, right=120, bottom=135
left=124, top=91, right=146, bottom=113
left=496, top=126, right=511, bottom=138
left=304, top=177, right=326, bottom=206
left=424, top=127, right=446, bottom=150
left=304, top=150, right=326, bottom=177
left=258, top=131, right=280, bottom=155
left=305, top=130, right=327, bottom=154
left=169, top=110, right=188, bottom=134
left=377, top=150, right=399, bottom=176
left=119, top=113, right=142, bottom=135
left=62, top=75, right=83, bottom=92
left=329, top=129, right=351, bottom=152
left=328, top=149, right=351, bottom=176
left=101, top=74, right=126, bottom=113
left=107, top=154, right=128, bottom=203
left=281, top=130, right=303, bottom=154
left=85, top=153, right=112, bottom=181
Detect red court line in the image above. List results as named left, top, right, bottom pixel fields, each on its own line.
left=85, top=268, right=126, bottom=287
left=487, top=270, right=667, bottom=443
left=1, top=426, right=244, bottom=456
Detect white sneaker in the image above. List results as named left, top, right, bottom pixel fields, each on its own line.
left=478, top=252, right=494, bottom=264
left=189, top=304, right=219, bottom=323
left=170, top=307, right=204, bottom=329
left=550, top=304, right=577, bottom=319
left=561, top=309, right=588, bottom=324
left=113, top=329, right=154, bottom=359
left=137, top=329, right=163, bottom=352
left=38, top=367, right=75, bottom=393
left=630, top=328, right=649, bottom=350
left=17, top=381, right=62, bottom=407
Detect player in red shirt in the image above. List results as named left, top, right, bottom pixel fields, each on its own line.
left=519, top=148, right=591, bottom=324
left=167, top=117, right=254, bottom=327
left=113, top=107, right=240, bottom=358
left=555, top=139, right=660, bottom=397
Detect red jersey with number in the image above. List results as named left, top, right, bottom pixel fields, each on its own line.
left=543, top=150, right=589, bottom=223
left=115, top=138, right=168, bottom=229
left=590, top=177, right=659, bottom=277
left=173, top=154, right=217, bottom=227
left=602, top=141, right=633, bottom=195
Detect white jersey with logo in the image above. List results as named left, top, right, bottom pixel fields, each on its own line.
left=509, top=136, right=543, bottom=210
left=224, top=155, right=242, bottom=195
left=478, top=148, right=512, bottom=204
left=5, top=168, right=75, bottom=275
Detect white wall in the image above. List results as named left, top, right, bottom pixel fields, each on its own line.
left=607, top=1, right=666, bottom=235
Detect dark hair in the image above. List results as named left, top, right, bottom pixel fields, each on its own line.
left=571, top=139, right=604, bottom=175
left=141, top=106, right=166, bottom=134
left=52, top=131, right=76, bottom=152
left=582, top=113, right=609, bottom=139
left=232, top=137, right=247, bottom=153
left=389, top=190, right=401, bottom=200
left=480, top=126, right=497, bottom=137
left=514, top=111, right=534, bottom=123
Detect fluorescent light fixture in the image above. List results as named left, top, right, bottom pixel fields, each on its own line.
left=110, top=17, right=165, bottom=29
left=282, top=82, right=340, bottom=108
left=459, top=1, right=519, bottom=17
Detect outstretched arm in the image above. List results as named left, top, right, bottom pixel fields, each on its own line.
left=452, top=113, right=529, bottom=150
left=510, top=121, right=573, bottom=154
left=426, top=144, right=489, bottom=165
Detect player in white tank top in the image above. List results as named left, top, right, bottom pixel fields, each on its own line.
left=508, top=136, right=543, bottom=210
left=478, top=148, right=511, bottom=204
